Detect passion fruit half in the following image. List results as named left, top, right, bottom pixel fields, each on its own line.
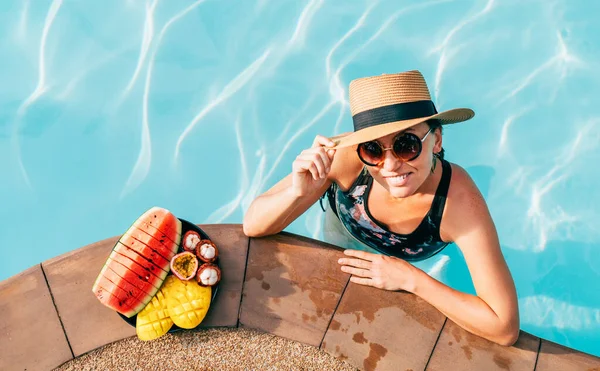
left=170, top=251, right=199, bottom=281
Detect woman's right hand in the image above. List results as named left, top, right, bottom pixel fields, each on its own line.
left=291, top=135, right=336, bottom=196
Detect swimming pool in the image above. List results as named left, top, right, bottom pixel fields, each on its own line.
left=1, top=0, right=598, bottom=358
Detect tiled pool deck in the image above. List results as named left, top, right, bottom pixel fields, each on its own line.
left=1, top=224, right=599, bottom=371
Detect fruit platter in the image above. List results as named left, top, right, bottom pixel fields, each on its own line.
left=92, top=207, right=222, bottom=341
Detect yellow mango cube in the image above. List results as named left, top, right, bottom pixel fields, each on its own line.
left=162, top=276, right=212, bottom=329
left=136, top=290, right=173, bottom=341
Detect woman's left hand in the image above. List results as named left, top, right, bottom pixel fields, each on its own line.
left=337, top=249, right=419, bottom=292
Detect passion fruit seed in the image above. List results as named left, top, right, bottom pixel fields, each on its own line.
left=183, top=231, right=201, bottom=252
left=170, top=251, right=199, bottom=281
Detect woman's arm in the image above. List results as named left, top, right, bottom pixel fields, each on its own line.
left=338, top=165, right=519, bottom=346
left=242, top=173, right=332, bottom=237
left=413, top=165, right=519, bottom=345
left=243, top=135, right=338, bottom=237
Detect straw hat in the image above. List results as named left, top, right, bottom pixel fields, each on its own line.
left=330, top=70, right=475, bottom=148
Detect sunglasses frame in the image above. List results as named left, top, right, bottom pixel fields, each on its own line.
left=357, top=127, right=435, bottom=166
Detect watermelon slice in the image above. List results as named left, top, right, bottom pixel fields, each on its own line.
left=93, top=274, right=149, bottom=317
left=113, top=241, right=169, bottom=274
left=134, top=220, right=180, bottom=248
left=92, top=206, right=181, bottom=317
left=94, top=287, right=137, bottom=318
left=133, top=206, right=182, bottom=244
left=116, top=234, right=172, bottom=268
left=108, top=251, right=164, bottom=292
left=102, top=263, right=155, bottom=300
left=104, top=263, right=156, bottom=298
left=121, top=229, right=177, bottom=263
left=109, top=253, right=166, bottom=289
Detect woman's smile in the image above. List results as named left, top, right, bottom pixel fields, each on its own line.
left=383, top=171, right=412, bottom=187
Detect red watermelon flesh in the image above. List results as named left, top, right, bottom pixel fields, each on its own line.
left=109, top=252, right=165, bottom=289
left=94, top=287, right=137, bottom=318
left=93, top=275, right=146, bottom=317
left=134, top=220, right=180, bottom=248
left=121, top=228, right=177, bottom=263
left=112, top=242, right=169, bottom=276
left=134, top=207, right=182, bottom=241
left=104, top=264, right=156, bottom=300
left=108, top=251, right=163, bottom=295
left=102, top=263, right=155, bottom=301
left=115, top=236, right=170, bottom=272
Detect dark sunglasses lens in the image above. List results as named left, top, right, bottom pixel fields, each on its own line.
left=358, top=142, right=382, bottom=165
left=393, top=134, right=421, bottom=161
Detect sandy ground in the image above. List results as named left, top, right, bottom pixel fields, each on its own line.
left=54, top=327, right=358, bottom=371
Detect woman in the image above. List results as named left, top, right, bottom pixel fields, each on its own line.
left=243, top=70, right=520, bottom=346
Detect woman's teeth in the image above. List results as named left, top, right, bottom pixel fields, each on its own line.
left=387, top=173, right=410, bottom=186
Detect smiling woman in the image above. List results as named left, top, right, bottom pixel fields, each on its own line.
left=243, top=70, right=520, bottom=347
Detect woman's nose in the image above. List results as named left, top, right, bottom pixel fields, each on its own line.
left=381, top=149, right=401, bottom=171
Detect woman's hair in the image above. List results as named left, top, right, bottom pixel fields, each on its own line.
left=426, top=119, right=444, bottom=160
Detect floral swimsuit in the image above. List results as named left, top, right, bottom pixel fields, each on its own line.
left=321, top=159, right=452, bottom=262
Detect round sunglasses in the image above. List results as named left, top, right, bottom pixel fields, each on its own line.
left=357, top=127, right=435, bottom=166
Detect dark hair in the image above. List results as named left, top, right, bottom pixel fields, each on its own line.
left=426, top=119, right=444, bottom=160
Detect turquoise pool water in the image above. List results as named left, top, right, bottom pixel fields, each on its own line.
left=1, top=0, right=599, bottom=357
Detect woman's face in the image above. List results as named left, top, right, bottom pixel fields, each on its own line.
left=365, top=122, right=442, bottom=199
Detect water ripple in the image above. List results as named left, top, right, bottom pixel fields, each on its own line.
left=120, top=0, right=209, bottom=198
left=121, top=0, right=159, bottom=98
left=174, top=47, right=272, bottom=162
left=12, top=0, right=63, bottom=190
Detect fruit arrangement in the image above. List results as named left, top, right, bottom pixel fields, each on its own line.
left=92, top=206, right=221, bottom=341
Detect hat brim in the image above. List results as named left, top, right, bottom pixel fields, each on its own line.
left=329, top=108, right=475, bottom=148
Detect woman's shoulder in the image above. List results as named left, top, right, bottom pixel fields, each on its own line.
left=441, top=161, right=493, bottom=239
left=446, top=162, right=487, bottom=205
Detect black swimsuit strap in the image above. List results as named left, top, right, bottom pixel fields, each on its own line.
left=430, top=159, right=452, bottom=224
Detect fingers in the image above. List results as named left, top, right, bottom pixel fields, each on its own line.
left=296, top=148, right=331, bottom=178
left=337, top=257, right=370, bottom=269
left=298, top=152, right=326, bottom=178
left=292, top=159, right=321, bottom=181
left=343, top=249, right=375, bottom=262
left=312, top=135, right=336, bottom=149
left=339, top=256, right=372, bottom=278
left=313, top=135, right=337, bottom=161
left=293, top=135, right=337, bottom=182
left=349, top=276, right=373, bottom=286
left=341, top=265, right=371, bottom=277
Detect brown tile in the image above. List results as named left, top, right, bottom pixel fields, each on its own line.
left=322, top=283, right=446, bottom=371
left=0, top=265, right=73, bottom=371
left=426, top=320, right=539, bottom=371
left=197, top=224, right=248, bottom=327
left=536, top=339, right=600, bottom=370
left=42, top=236, right=136, bottom=357
left=239, top=232, right=349, bottom=347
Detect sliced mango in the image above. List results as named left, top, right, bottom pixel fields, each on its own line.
left=136, top=289, right=173, bottom=341
left=162, top=275, right=212, bottom=329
